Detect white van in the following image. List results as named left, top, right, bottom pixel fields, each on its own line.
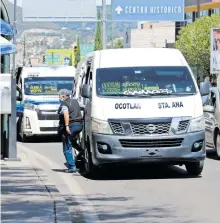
left=16, top=65, right=76, bottom=142
left=75, top=48, right=208, bottom=176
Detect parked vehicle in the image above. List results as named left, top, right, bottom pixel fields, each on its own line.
left=16, top=65, right=76, bottom=142
left=75, top=48, right=208, bottom=177
left=203, top=87, right=220, bottom=159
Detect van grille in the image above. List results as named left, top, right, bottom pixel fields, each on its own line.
left=177, top=120, right=190, bottom=132
left=109, top=119, right=190, bottom=135
left=109, top=121, right=171, bottom=135
left=40, top=127, right=58, bottom=132
left=38, top=112, right=59, bottom=120
left=110, top=122, right=124, bottom=134
left=119, top=138, right=184, bottom=148
left=130, top=123, right=171, bottom=135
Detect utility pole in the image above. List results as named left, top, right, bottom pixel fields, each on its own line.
left=197, top=0, right=200, bottom=19
left=111, top=3, right=114, bottom=49
left=102, top=0, right=106, bottom=49
left=8, top=0, right=19, bottom=160
left=23, top=34, right=26, bottom=66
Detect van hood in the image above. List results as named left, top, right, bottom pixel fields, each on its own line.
left=92, top=94, right=203, bottom=120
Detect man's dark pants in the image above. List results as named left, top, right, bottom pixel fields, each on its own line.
left=61, top=125, right=83, bottom=171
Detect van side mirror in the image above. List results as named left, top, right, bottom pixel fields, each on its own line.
left=200, top=82, right=210, bottom=96
left=16, top=86, right=22, bottom=101
left=203, top=105, right=215, bottom=113
left=82, top=84, right=91, bottom=99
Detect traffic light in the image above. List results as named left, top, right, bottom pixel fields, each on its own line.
left=74, top=46, right=77, bottom=53
left=42, top=55, right=46, bottom=64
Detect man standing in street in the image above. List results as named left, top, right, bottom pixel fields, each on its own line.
left=58, top=89, right=83, bottom=173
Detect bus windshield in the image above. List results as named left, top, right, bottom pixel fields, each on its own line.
left=24, top=77, right=74, bottom=95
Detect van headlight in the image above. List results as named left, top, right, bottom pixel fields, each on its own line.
left=187, top=116, right=205, bottom=133
left=24, top=103, right=39, bottom=111
left=92, top=118, right=113, bottom=135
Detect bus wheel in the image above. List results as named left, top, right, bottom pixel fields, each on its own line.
left=19, top=119, right=29, bottom=143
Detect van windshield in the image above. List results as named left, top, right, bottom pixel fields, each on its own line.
left=24, top=77, right=74, bottom=95
left=96, top=66, right=197, bottom=97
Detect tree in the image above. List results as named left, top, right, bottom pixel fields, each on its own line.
left=94, top=10, right=102, bottom=51
left=175, top=13, right=220, bottom=77
left=114, top=39, right=124, bottom=49
left=74, top=37, right=81, bottom=68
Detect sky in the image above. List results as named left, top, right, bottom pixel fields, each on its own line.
left=8, top=0, right=112, bottom=7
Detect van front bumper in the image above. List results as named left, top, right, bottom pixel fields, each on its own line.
left=91, top=131, right=206, bottom=166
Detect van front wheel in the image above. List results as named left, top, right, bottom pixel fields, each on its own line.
left=185, top=161, right=204, bottom=176
left=83, top=139, right=97, bottom=178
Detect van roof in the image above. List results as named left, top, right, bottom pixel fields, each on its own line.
left=98, top=48, right=187, bottom=68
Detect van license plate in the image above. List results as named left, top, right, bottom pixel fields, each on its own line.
left=53, top=121, right=59, bottom=127
left=141, top=149, right=163, bottom=158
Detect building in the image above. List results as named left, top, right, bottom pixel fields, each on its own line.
left=185, top=0, right=220, bottom=23
left=125, top=22, right=175, bottom=48
left=176, top=0, right=220, bottom=40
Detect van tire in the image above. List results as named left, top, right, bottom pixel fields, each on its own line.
left=21, top=134, right=29, bottom=143
left=215, top=133, right=220, bottom=159
left=83, top=138, right=97, bottom=178
left=185, top=161, right=204, bottom=176
left=18, top=118, right=29, bottom=143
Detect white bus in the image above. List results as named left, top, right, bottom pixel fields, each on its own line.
left=16, top=65, right=76, bottom=142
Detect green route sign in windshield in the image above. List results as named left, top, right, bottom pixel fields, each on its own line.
left=101, top=81, right=160, bottom=94
left=24, top=77, right=74, bottom=95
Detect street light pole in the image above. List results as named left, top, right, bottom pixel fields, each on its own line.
left=23, top=34, right=26, bottom=66
left=197, top=0, right=200, bottom=19
left=102, top=0, right=106, bottom=49
left=8, top=0, right=18, bottom=160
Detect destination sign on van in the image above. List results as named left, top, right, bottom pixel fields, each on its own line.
left=115, top=103, right=141, bottom=110
left=158, top=101, right=184, bottom=109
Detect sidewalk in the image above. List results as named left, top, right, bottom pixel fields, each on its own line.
left=1, top=152, right=72, bottom=223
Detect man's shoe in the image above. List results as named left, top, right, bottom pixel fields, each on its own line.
left=65, top=168, right=77, bottom=173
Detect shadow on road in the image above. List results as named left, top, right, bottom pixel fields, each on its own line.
left=1, top=166, right=61, bottom=223
left=206, top=149, right=220, bottom=161
left=63, top=194, right=198, bottom=223
left=79, top=164, right=201, bottom=181
left=17, top=135, right=61, bottom=143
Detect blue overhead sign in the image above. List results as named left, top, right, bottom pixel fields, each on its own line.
left=112, top=0, right=185, bottom=22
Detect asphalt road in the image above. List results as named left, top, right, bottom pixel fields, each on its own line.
left=21, top=136, right=220, bottom=223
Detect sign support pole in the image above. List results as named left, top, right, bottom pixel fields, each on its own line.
left=197, top=0, right=200, bottom=19
left=7, top=0, right=20, bottom=161
left=102, top=0, right=106, bottom=49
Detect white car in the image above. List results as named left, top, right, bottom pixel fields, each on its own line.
left=203, top=87, right=220, bottom=159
